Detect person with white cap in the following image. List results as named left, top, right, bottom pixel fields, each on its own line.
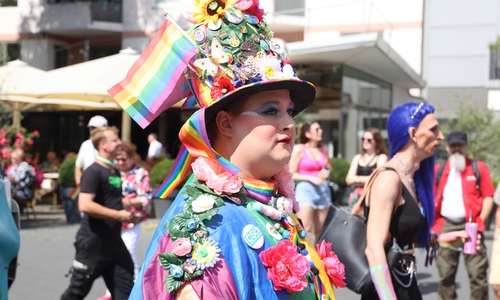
left=74, top=115, right=108, bottom=186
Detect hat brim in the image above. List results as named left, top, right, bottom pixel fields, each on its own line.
left=204, top=78, right=316, bottom=124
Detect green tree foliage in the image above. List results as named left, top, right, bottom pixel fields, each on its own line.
left=149, top=158, right=175, bottom=188
left=329, top=157, right=350, bottom=187
left=437, top=96, right=500, bottom=178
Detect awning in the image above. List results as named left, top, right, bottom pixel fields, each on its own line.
left=286, top=32, right=426, bottom=89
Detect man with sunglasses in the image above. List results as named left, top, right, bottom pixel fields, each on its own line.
left=61, top=126, right=140, bottom=300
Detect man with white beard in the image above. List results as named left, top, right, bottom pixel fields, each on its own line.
left=432, top=130, right=495, bottom=300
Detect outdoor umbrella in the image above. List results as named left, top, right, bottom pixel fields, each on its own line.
left=24, top=48, right=185, bottom=140
left=0, top=60, right=47, bottom=126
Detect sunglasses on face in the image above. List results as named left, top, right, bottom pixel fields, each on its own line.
left=362, top=138, right=373, bottom=143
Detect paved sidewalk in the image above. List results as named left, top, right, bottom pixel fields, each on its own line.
left=8, top=205, right=156, bottom=300
left=6, top=205, right=496, bottom=299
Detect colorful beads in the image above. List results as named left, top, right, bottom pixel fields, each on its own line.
left=252, top=202, right=282, bottom=220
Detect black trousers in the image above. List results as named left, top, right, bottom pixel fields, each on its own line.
left=61, top=234, right=134, bottom=300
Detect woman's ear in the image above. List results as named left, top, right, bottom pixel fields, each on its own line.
left=215, top=111, right=233, bottom=138
left=408, top=127, right=417, bottom=142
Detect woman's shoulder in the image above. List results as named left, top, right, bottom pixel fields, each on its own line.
left=350, top=153, right=362, bottom=164
left=372, top=165, right=400, bottom=184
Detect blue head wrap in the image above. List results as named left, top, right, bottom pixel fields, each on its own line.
left=387, top=102, right=435, bottom=246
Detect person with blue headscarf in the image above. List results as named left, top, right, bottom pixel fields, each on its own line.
left=361, top=102, right=443, bottom=299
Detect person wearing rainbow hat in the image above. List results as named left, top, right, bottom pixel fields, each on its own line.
left=110, top=1, right=346, bottom=299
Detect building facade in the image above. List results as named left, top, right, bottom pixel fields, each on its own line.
left=0, top=0, right=426, bottom=160
left=422, top=0, right=500, bottom=118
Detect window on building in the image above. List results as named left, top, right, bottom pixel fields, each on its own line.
left=490, top=50, right=500, bottom=79
left=275, top=0, right=305, bottom=17
left=342, top=66, right=392, bottom=109
left=88, top=46, right=120, bottom=60
left=489, top=37, right=500, bottom=79
left=0, top=0, right=17, bottom=7
left=54, top=45, right=68, bottom=69
left=0, top=43, right=20, bottom=65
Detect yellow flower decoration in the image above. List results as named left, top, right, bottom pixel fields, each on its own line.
left=192, top=0, right=237, bottom=24
left=189, top=237, right=221, bottom=269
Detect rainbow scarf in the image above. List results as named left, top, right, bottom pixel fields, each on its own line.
left=108, top=18, right=197, bottom=128
left=242, top=177, right=275, bottom=204
left=70, top=185, right=79, bottom=201
left=155, top=108, right=240, bottom=198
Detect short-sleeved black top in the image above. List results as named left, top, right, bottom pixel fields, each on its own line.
left=77, top=162, right=124, bottom=240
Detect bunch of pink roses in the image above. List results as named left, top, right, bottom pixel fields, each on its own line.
left=0, top=125, right=39, bottom=163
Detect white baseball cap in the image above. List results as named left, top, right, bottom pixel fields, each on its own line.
left=87, top=115, right=108, bottom=128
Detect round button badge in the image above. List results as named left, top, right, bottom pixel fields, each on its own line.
left=242, top=224, right=264, bottom=249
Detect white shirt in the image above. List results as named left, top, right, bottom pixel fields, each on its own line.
left=441, top=169, right=466, bottom=219
left=75, top=139, right=98, bottom=171
left=147, top=140, right=163, bottom=158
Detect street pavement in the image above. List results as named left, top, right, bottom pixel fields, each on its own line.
left=7, top=205, right=496, bottom=299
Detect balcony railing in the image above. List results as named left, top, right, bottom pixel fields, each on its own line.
left=47, top=0, right=122, bottom=23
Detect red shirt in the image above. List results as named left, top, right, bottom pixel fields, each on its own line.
left=432, top=158, right=495, bottom=233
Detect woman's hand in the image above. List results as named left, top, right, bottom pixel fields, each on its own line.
left=318, top=168, right=330, bottom=180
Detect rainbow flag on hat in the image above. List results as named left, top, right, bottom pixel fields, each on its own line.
left=109, top=18, right=197, bottom=128
left=70, top=185, right=80, bottom=201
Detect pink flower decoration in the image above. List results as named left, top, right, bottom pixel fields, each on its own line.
left=172, top=238, right=192, bottom=257
left=272, top=165, right=299, bottom=212
left=33, top=130, right=39, bottom=136
left=234, top=0, right=265, bottom=19
left=316, top=240, right=346, bottom=288
left=1, top=148, right=11, bottom=159
left=259, top=240, right=309, bottom=293
left=191, top=157, right=242, bottom=195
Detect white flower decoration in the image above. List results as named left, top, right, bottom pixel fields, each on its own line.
left=192, top=195, right=216, bottom=213
left=256, top=55, right=283, bottom=80
left=282, top=64, right=295, bottom=78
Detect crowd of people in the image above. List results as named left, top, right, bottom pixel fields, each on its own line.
left=4, top=1, right=500, bottom=300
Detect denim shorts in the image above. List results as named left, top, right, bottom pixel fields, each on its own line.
left=295, top=180, right=331, bottom=209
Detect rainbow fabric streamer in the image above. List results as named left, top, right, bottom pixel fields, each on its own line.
left=108, top=18, right=197, bottom=128
left=155, top=108, right=240, bottom=199
left=70, top=185, right=80, bottom=201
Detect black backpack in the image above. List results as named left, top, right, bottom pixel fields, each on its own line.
left=435, top=160, right=480, bottom=191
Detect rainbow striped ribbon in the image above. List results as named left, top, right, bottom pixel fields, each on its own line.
left=70, top=185, right=80, bottom=201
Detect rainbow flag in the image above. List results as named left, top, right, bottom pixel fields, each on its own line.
left=70, top=185, right=80, bottom=201
left=109, top=19, right=197, bottom=128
